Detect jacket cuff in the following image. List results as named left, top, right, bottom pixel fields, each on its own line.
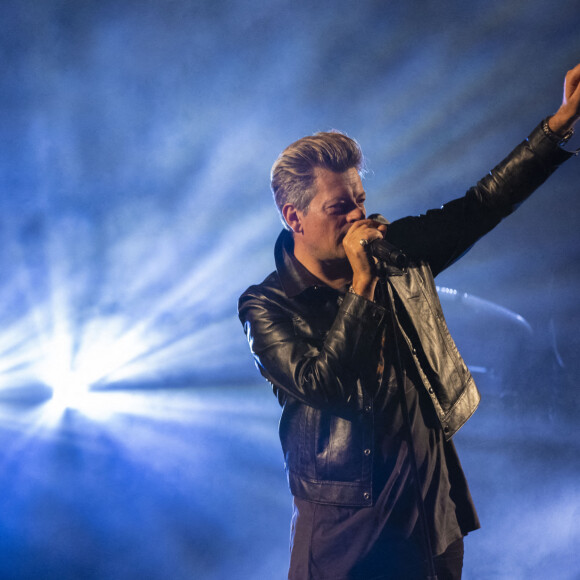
left=324, top=291, right=386, bottom=371
left=527, top=119, right=575, bottom=163
left=340, top=290, right=386, bottom=326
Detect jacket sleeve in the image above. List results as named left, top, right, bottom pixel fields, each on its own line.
left=385, top=120, right=574, bottom=276
left=238, top=288, right=385, bottom=409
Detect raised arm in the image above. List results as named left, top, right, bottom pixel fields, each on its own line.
left=385, top=64, right=580, bottom=276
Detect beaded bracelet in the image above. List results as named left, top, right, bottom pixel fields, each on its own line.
left=542, top=116, right=580, bottom=155
left=542, top=117, right=575, bottom=145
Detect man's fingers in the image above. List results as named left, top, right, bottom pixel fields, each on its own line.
left=563, top=63, right=580, bottom=109
left=346, top=220, right=384, bottom=243
left=550, top=63, right=580, bottom=132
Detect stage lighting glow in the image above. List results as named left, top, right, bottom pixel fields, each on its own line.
left=33, top=330, right=87, bottom=412
left=47, top=374, right=90, bottom=411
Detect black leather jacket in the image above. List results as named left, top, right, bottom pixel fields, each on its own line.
left=239, top=122, right=571, bottom=507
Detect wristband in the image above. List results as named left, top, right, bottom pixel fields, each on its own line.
left=542, top=117, right=579, bottom=154
left=542, top=117, right=574, bottom=145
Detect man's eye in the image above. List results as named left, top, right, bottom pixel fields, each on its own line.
left=328, top=200, right=363, bottom=214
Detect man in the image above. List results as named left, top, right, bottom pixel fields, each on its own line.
left=238, top=64, right=580, bottom=580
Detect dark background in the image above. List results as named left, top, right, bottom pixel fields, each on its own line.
left=1, top=1, right=579, bottom=578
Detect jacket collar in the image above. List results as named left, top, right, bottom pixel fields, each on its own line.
left=275, top=229, right=326, bottom=298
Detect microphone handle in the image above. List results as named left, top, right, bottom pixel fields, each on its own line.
left=369, top=238, right=409, bottom=269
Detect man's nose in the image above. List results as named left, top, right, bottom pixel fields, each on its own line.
left=347, top=206, right=365, bottom=222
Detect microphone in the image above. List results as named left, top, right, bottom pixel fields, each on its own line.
left=367, top=213, right=409, bottom=269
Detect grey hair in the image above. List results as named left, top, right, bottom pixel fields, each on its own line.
left=270, top=131, right=366, bottom=230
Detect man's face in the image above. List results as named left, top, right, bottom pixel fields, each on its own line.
left=295, top=166, right=367, bottom=264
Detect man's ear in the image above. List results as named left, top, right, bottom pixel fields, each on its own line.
left=282, top=204, right=303, bottom=234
